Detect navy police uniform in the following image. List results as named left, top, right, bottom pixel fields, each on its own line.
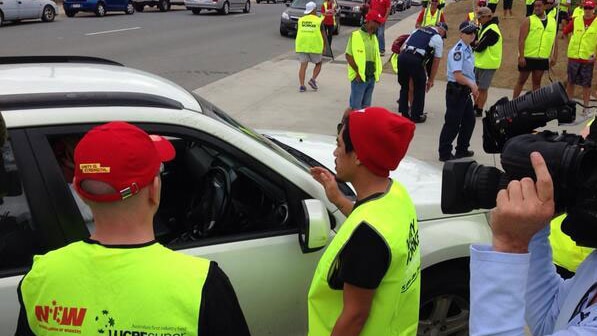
left=438, top=38, right=476, bottom=161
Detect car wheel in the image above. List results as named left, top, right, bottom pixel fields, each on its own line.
left=125, top=1, right=135, bottom=14
left=219, top=1, right=229, bottom=14
left=280, top=25, right=289, bottom=36
left=158, top=0, right=170, bottom=11
left=133, top=3, right=144, bottom=11
left=418, top=263, right=470, bottom=336
left=191, top=8, right=201, bottom=14
left=95, top=2, right=106, bottom=16
left=243, top=0, right=250, bottom=12
left=41, top=5, right=56, bottom=22
left=65, top=9, right=77, bottom=17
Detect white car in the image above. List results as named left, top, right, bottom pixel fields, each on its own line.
left=0, top=0, right=57, bottom=26
left=185, top=0, right=250, bottom=15
left=0, top=56, right=492, bottom=336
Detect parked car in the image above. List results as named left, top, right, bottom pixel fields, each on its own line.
left=132, top=0, right=184, bottom=11
left=280, top=0, right=339, bottom=37
left=185, top=0, right=250, bottom=15
left=0, top=0, right=57, bottom=26
left=0, top=56, right=491, bottom=336
left=396, top=0, right=411, bottom=10
left=63, top=0, right=134, bottom=17
left=337, top=0, right=364, bottom=25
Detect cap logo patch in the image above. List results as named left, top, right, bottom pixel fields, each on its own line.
left=79, top=163, right=110, bottom=174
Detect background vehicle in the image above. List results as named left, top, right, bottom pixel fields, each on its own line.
left=132, top=0, right=184, bottom=11
left=0, top=56, right=492, bottom=336
left=185, top=0, right=250, bottom=15
left=0, top=0, right=57, bottom=26
left=63, top=0, right=134, bottom=17
left=337, top=0, right=364, bottom=25
left=396, top=0, right=411, bottom=11
left=280, top=0, right=339, bottom=37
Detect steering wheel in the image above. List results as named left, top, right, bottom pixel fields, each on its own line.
left=195, top=166, right=232, bottom=236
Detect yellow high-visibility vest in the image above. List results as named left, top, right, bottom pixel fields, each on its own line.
left=567, top=14, right=597, bottom=60
left=391, top=53, right=398, bottom=73
left=296, top=14, right=324, bottom=54
left=572, top=6, right=584, bottom=18
left=347, top=30, right=383, bottom=82
left=475, top=23, right=503, bottom=69
left=524, top=14, right=557, bottom=58
left=323, top=1, right=336, bottom=26
left=550, top=214, right=594, bottom=272
left=422, top=9, right=442, bottom=27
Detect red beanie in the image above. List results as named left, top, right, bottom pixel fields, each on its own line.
left=348, top=107, right=415, bottom=177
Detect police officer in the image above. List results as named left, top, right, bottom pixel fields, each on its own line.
left=438, top=21, right=479, bottom=162
left=16, top=122, right=250, bottom=336
left=397, top=22, right=447, bottom=123
left=308, top=107, right=420, bottom=336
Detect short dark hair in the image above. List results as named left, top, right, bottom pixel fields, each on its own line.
left=339, top=117, right=355, bottom=154
left=534, top=0, right=546, bottom=4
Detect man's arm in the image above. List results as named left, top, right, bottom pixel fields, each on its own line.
left=310, top=167, right=354, bottom=216
left=330, top=284, right=375, bottom=336
left=518, top=18, right=530, bottom=65
left=415, top=10, right=424, bottom=28
left=473, top=29, right=499, bottom=52
left=15, top=279, right=35, bottom=336
left=345, top=54, right=362, bottom=83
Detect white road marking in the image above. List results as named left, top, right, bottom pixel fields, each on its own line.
left=85, top=27, right=142, bottom=36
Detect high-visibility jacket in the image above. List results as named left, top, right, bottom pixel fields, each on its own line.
left=550, top=214, right=594, bottom=272
left=307, top=181, right=420, bottom=336
left=323, top=1, right=336, bottom=26
left=488, top=0, right=498, bottom=4
left=524, top=14, right=557, bottom=58
left=347, top=30, right=383, bottom=82
left=475, top=22, right=503, bottom=69
left=572, top=6, right=584, bottom=18
left=567, top=14, right=597, bottom=60
left=391, top=53, right=398, bottom=73
left=20, top=241, right=210, bottom=335
left=422, top=8, right=443, bottom=27
left=296, top=14, right=324, bottom=54
left=526, top=0, right=535, bottom=5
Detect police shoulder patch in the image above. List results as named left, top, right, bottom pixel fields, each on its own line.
left=453, top=51, right=462, bottom=61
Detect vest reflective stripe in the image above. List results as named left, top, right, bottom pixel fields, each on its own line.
left=307, top=181, right=421, bottom=336
left=474, top=23, right=503, bottom=69
left=323, top=2, right=336, bottom=26
left=567, top=15, right=597, bottom=60
left=347, top=30, right=383, bottom=81
left=296, top=15, right=324, bottom=54
left=21, top=241, right=210, bottom=335
left=524, top=15, right=557, bottom=58
left=422, top=9, right=442, bottom=26
left=391, top=53, right=398, bottom=73
left=549, top=214, right=594, bottom=272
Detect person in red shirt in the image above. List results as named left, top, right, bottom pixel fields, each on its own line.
left=562, top=0, right=597, bottom=117
left=370, top=0, right=392, bottom=55
left=321, top=0, right=337, bottom=48
left=415, top=0, right=446, bottom=28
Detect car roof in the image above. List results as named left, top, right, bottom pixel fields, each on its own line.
left=0, top=57, right=202, bottom=112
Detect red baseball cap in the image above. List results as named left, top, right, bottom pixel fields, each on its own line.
left=478, top=0, right=487, bottom=5
left=365, top=9, right=385, bottom=24
left=585, top=0, right=595, bottom=8
left=74, top=121, right=175, bottom=202
left=348, top=107, right=415, bottom=177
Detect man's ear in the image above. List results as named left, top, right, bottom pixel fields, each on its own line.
left=149, top=176, right=161, bottom=206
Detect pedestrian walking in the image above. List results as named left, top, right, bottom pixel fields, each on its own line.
left=513, top=0, right=558, bottom=98
left=322, top=0, right=337, bottom=48
left=308, top=106, right=420, bottom=336
left=369, top=0, right=392, bottom=56
left=438, top=21, right=479, bottom=162
left=397, top=22, right=447, bottom=123
left=416, top=0, right=445, bottom=28
left=473, top=7, right=502, bottom=117
left=15, top=122, right=251, bottom=336
left=296, top=1, right=325, bottom=92
left=345, top=10, right=384, bottom=109
left=562, top=0, right=597, bottom=119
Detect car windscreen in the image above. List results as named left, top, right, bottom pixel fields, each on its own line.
left=291, top=0, right=324, bottom=9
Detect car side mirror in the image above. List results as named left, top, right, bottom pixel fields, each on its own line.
left=298, top=199, right=330, bottom=253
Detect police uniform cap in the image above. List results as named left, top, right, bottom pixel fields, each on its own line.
left=459, top=21, right=479, bottom=34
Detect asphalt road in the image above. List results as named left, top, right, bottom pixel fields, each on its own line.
left=0, top=2, right=418, bottom=90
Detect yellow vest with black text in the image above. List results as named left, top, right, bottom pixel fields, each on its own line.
left=475, top=23, right=503, bottom=69
left=422, top=9, right=442, bottom=26
left=549, top=214, right=594, bottom=272
left=20, top=241, right=210, bottom=335
left=524, top=15, right=557, bottom=58
left=347, top=30, right=383, bottom=82
left=567, top=14, right=597, bottom=60
left=323, top=1, right=336, bottom=26
left=307, top=181, right=421, bottom=336
left=296, top=14, right=324, bottom=54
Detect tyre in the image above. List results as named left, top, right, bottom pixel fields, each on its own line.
left=158, top=0, right=170, bottom=11
left=219, top=1, right=229, bottom=14
left=65, top=9, right=76, bottom=17
left=280, top=25, right=289, bottom=36
left=125, top=1, right=135, bottom=14
left=133, top=3, right=144, bottom=11
left=41, top=5, right=55, bottom=22
left=243, top=0, right=250, bottom=12
left=95, top=2, right=106, bottom=16
left=192, top=8, right=201, bottom=14
left=418, top=262, right=470, bottom=336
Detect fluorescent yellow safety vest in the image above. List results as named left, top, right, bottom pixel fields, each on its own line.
left=422, top=9, right=442, bottom=27
left=488, top=0, right=498, bottom=4
left=524, top=15, right=557, bottom=58
left=549, top=214, right=594, bottom=272
left=323, top=1, right=336, bottom=26
left=347, top=30, right=383, bottom=82
left=567, top=15, right=597, bottom=60
left=572, top=6, right=584, bottom=18
left=526, top=0, right=535, bottom=5
left=475, top=23, right=503, bottom=69
left=468, top=11, right=475, bottom=21
left=391, top=53, right=398, bottom=73
left=20, top=241, right=210, bottom=335
left=296, top=14, right=324, bottom=54
left=307, top=181, right=421, bottom=336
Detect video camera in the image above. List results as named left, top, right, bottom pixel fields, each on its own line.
left=441, top=82, right=597, bottom=248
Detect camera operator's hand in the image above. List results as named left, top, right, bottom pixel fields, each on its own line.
left=518, top=56, right=526, bottom=68
left=491, top=152, right=555, bottom=254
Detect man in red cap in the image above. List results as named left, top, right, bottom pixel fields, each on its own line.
left=307, top=107, right=420, bottom=336
left=16, top=122, right=250, bottom=336
left=465, top=0, right=487, bottom=23
left=369, top=0, right=392, bottom=56
left=345, top=10, right=385, bottom=110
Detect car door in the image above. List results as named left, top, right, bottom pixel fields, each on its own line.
left=19, top=0, right=42, bottom=19
left=23, top=123, right=336, bottom=336
left=0, top=0, right=19, bottom=20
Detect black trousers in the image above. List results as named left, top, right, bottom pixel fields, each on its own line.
left=438, top=82, right=475, bottom=158
left=324, top=24, right=334, bottom=48
left=397, top=52, right=427, bottom=120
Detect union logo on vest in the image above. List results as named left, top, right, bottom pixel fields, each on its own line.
left=34, top=299, right=87, bottom=333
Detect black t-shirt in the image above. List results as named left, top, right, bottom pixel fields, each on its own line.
left=328, top=192, right=391, bottom=290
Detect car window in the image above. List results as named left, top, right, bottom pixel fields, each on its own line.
left=291, top=0, right=324, bottom=8
left=0, top=139, right=40, bottom=272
